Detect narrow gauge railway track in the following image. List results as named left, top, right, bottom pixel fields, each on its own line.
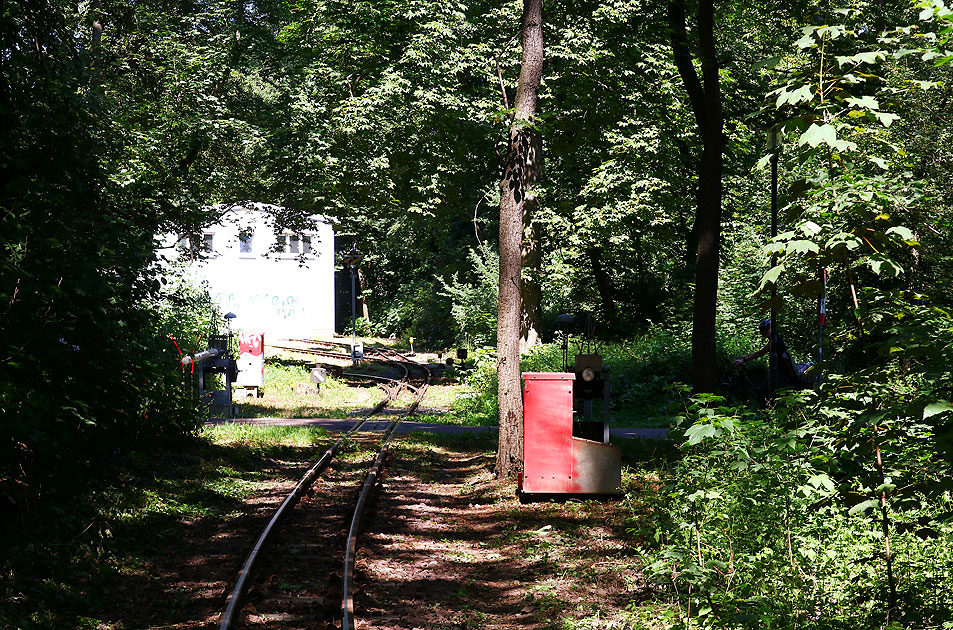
left=268, top=342, right=421, bottom=365
left=219, top=355, right=432, bottom=630
left=284, top=338, right=345, bottom=349
left=366, top=346, right=433, bottom=414
left=267, top=342, right=353, bottom=362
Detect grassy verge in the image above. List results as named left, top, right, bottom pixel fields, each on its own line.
left=234, top=356, right=459, bottom=420
left=235, top=357, right=377, bottom=418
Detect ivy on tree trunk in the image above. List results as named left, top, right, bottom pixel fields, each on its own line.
left=521, top=215, right=542, bottom=348
left=496, top=0, right=543, bottom=479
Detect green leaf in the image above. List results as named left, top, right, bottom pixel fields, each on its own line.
left=786, top=84, right=815, bottom=106
left=848, top=499, right=880, bottom=515
left=853, top=51, right=885, bottom=64
left=885, top=226, right=914, bottom=241
left=826, top=232, right=863, bottom=251
left=868, top=254, right=903, bottom=277
left=684, top=422, right=718, bottom=445
left=874, top=112, right=900, bottom=127
left=846, top=95, right=879, bottom=109
left=809, top=473, right=836, bottom=492
left=832, top=139, right=859, bottom=152
left=875, top=482, right=896, bottom=495
left=757, top=264, right=785, bottom=292
left=786, top=240, right=820, bottom=255
left=893, top=48, right=920, bottom=59
left=799, top=123, right=837, bottom=148
left=924, top=401, right=953, bottom=419
left=795, top=30, right=817, bottom=49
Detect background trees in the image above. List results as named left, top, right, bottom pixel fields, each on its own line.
left=3, top=0, right=952, bottom=505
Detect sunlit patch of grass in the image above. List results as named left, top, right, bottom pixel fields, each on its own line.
left=417, top=383, right=460, bottom=408
left=396, top=431, right=497, bottom=453
left=235, top=357, right=379, bottom=419
left=235, top=379, right=373, bottom=419
left=200, top=423, right=330, bottom=448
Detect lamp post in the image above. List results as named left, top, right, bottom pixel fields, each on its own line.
left=556, top=313, right=575, bottom=373
left=224, top=312, right=237, bottom=417
left=342, top=245, right=364, bottom=364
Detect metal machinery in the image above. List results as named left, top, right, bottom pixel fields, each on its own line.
left=519, top=313, right=621, bottom=500
left=201, top=334, right=238, bottom=417
left=182, top=333, right=239, bottom=418
left=342, top=244, right=364, bottom=363
left=520, top=372, right=621, bottom=499
left=572, top=352, right=610, bottom=443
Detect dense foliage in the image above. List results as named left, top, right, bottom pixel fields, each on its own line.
left=0, top=0, right=230, bottom=507
left=637, top=4, right=953, bottom=628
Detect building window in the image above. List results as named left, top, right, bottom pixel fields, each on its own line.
left=282, top=234, right=313, bottom=256
left=239, top=232, right=254, bottom=256
left=202, top=233, right=214, bottom=252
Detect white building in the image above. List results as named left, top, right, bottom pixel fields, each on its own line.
left=166, top=204, right=335, bottom=339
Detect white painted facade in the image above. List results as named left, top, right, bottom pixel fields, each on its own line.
left=165, top=205, right=335, bottom=339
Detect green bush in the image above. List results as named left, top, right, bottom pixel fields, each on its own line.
left=439, top=247, right=499, bottom=347
left=452, top=347, right=500, bottom=426
left=645, top=374, right=953, bottom=629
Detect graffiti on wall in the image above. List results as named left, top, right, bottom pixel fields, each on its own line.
left=212, top=292, right=308, bottom=322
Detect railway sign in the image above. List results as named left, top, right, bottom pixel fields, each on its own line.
left=342, top=246, right=363, bottom=269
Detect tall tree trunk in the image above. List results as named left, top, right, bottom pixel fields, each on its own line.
left=521, top=216, right=542, bottom=348
left=588, top=247, right=618, bottom=331
left=668, top=0, right=724, bottom=392
left=496, top=0, right=543, bottom=479
left=90, top=0, right=102, bottom=84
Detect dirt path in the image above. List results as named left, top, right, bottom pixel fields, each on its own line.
left=354, top=434, right=655, bottom=630
left=78, top=432, right=660, bottom=629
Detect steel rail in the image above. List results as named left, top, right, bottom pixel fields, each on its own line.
left=343, top=353, right=409, bottom=393
left=218, top=380, right=400, bottom=630
left=220, top=350, right=433, bottom=630
left=340, top=351, right=432, bottom=630
left=367, top=347, right=433, bottom=415
left=268, top=343, right=353, bottom=361
left=341, top=417, right=401, bottom=630
left=284, top=338, right=343, bottom=349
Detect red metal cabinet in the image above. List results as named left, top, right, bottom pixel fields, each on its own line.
left=520, top=372, right=621, bottom=498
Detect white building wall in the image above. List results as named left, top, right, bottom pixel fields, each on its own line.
left=168, top=205, right=335, bottom=339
